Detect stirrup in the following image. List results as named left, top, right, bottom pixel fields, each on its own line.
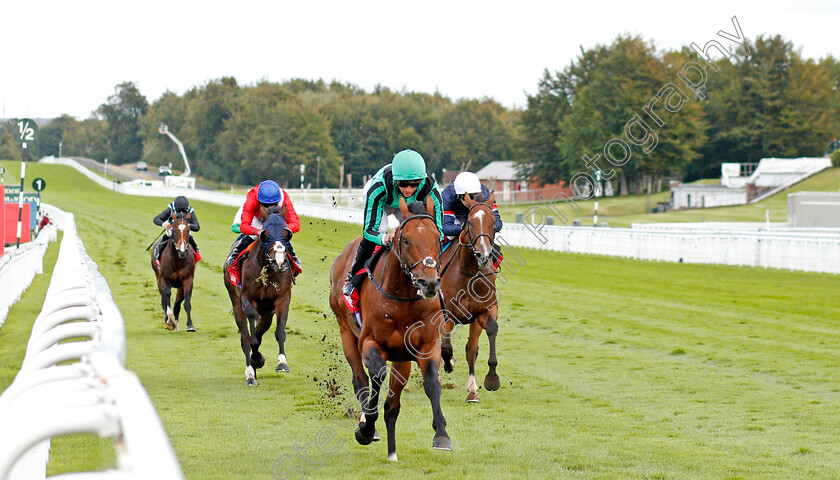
left=341, top=280, right=354, bottom=297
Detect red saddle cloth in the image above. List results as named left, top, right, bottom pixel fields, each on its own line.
left=341, top=245, right=383, bottom=319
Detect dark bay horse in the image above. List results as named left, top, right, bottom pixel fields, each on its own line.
left=329, top=196, right=452, bottom=462
left=151, top=213, right=196, bottom=332
left=439, top=192, right=501, bottom=402
left=223, top=209, right=294, bottom=386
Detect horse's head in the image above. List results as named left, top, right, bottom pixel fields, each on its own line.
left=396, top=195, right=442, bottom=299
left=459, top=191, right=496, bottom=270
left=170, top=213, right=192, bottom=260
left=258, top=207, right=288, bottom=272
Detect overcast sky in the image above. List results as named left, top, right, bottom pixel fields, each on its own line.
left=2, top=0, right=838, bottom=120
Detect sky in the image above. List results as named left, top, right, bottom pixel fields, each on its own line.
left=2, top=0, right=839, bottom=120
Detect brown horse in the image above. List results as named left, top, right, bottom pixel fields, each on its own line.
left=223, top=209, right=294, bottom=386
left=329, top=196, right=452, bottom=462
left=439, top=192, right=501, bottom=402
left=151, top=213, right=196, bottom=332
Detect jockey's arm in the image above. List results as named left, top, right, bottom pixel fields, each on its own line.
left=239, top=193, right=261, bottom=236
left=281, top=193, right=301, bottom=234
left=189, top=213, right=200, bottom=232
left=153, top=208, right=172, bottom=227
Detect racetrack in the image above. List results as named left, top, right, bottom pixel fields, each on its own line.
left=3, top=162, right=840, bottom=479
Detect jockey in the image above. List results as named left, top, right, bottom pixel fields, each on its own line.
left=153, top=195, right=200, bottom=261
left=226, top=180, right=301, bottom=271
left=341, top=149, right=444, bottom=297
left=441, top=171, right=502, bottom=239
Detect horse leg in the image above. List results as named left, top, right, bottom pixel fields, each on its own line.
left=172, top=286, right=183, bottom=332
left=417, top=356, right=452, bottom=450
left=465, top=321, right=483, bottom=402
left=356, top=341, right=386, bottom=446
left=383, top=361, right=411, bottom=461
left=441, top=319, right=456, bottom=373
left=159, top=280, right=176, bottom=331
left=274, top=294, right=291, bottom=372
left=250, top=311, right=271, bottom=371
left=483, top=312, right=501, bottom=391
left=238, top=294, right=262, bottom=384
left=183, top=277, right=195, bottom=332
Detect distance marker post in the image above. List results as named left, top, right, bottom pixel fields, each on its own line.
left=14, top=119, right=37, bottom=248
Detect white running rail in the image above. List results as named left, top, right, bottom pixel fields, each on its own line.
left=0, top=205, right=183, bottom=480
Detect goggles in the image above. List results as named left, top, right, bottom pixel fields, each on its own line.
left=397, top=180, right=421, bottom=188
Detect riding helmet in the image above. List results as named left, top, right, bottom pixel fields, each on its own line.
left=453, top=172, right=482, bottom=195
left=173, top=195, right=190, bottom=211
left=391, top=150, right=427, bottom=181
left=257, top=180, right=283, bottom=204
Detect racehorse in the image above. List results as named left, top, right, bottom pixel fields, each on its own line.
left=329, top=196, right=452, bottom=462
left=151, top=212, right=197, bottom=332
left=439, top=192, right=501, bottom=402
left=223, top=206, right=294, bottom=386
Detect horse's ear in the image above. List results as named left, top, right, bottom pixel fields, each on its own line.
left=425, top=195, right=435, bottom=217
left=399, top=196, right=410, bottom=218
left=488, top=191, right=496, bottom=205
left=462, top=194, right=476, bottom=209
left=259, top=229, right=269, bottom=242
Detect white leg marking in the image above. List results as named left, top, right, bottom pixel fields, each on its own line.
left=277, top=354, right=287, bottom=364
left=245, top=366, right=256, bottom=381
left=467, top=374, right=478, bottom=394
left=387, top=452, right=398, bottom=462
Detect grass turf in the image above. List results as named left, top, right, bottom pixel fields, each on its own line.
left=2, top=161, right=840, bottom=479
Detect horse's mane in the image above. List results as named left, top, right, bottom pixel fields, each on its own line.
left=265, top=205, right=282, bottom=216
left=407, top=201, right=427, bottom=215
left=472, top=192, right=488, bottom=203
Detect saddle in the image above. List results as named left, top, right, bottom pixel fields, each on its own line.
left=342, top=245, right=387, bottom=326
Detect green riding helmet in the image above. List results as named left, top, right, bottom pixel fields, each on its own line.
left=391, top=149, right=427, bottom=180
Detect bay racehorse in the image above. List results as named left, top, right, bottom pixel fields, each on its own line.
left=223, top=207, right=294, bottom=385
left=151, top=212, right=196, bottom=332
left=439, top=192, right=501, bottom=402
left=329, top=196, right=452, bottom=462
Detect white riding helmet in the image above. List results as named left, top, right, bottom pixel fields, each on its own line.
left=453, top=172, right=482, bottom=195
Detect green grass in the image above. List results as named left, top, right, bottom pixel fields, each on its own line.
left=3, top=161, right=840, bottom=479
left=498, top=168, right=840, bottom=228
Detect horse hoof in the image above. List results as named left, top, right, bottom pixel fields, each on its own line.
left=466, top=392, right=481, bottom=403
left=252, top=354, right=266, bottom=369
left=373, top=429, right=381, bottom=442
left=387, top=452, right=398, bottom=462
left=432, top=436, right=453, bottom=451
left=246, top=378, right=258, bottom=386
left=187, top=325, right=196, bottom=332
left=275, top=363, right=290, bottom=373
left=355, top=428, right=375, bottom=446
left=484, top=373, right=500, bottom=391
left=444, top=356, right=457, bottom=373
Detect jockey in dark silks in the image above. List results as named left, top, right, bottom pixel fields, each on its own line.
left=153, top=195, right=201, bottom=261
left=342, top=149, right=444, bottom=297
left=440, top=172, right=502, bottom=239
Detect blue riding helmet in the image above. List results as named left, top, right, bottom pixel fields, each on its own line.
left=258, top=180, right=282, bottom=204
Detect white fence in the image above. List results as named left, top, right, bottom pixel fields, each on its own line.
left=0, top=227, right=56, bottom=327
left=0, top=205, right=183, bottom=480
left=41, top=156, right=840, bottom=275
left=499, top=223, right=840, bottom=274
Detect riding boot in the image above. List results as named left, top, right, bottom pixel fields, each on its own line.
left=287, top=243, right=302, bottom=270
left=155, top=234, right=171, bottom=260
left=189, top=236, right=201, bottom=262
left=226, top=234, right=252, bottom=267
left=343, top=238, right=376, bottom=296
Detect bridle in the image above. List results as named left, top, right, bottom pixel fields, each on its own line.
left=370, top=213, right=442, bottom=302
left=440, top=202, right=499, bottom=278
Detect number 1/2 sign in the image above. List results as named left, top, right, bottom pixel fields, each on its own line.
left=16, top=118, right=38, bottom=149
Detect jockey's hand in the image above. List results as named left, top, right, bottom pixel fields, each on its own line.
left=383, top=232, right=395, bottom=245
left=162, top=221, right=171, bottom=230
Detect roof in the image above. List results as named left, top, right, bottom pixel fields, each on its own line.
left=475, top=161, right=522, bottom=181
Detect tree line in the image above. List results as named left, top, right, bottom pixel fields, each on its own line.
left=2, top=33, right=838, bottom=193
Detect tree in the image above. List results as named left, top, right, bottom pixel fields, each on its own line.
left=97, top=82, right=148, bottom=165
